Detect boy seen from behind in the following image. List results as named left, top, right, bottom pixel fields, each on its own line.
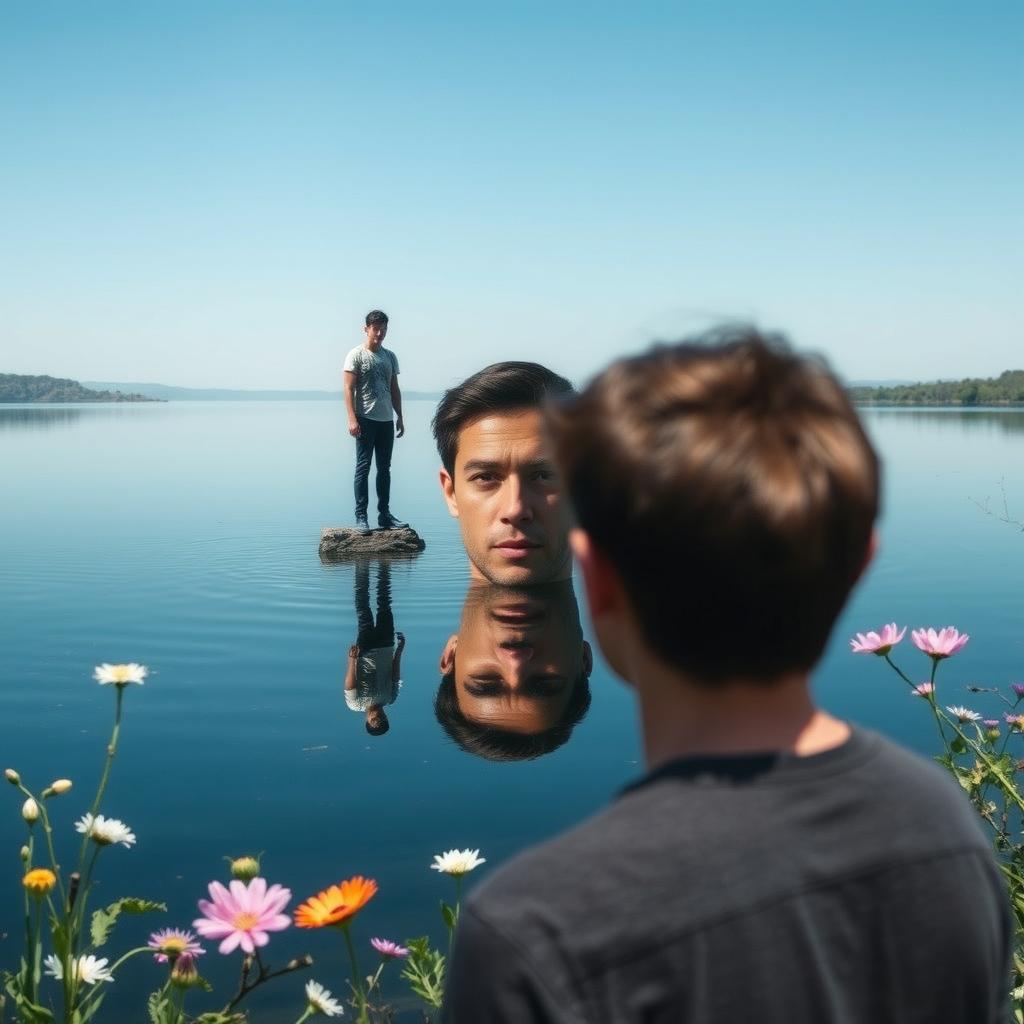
left=443, top=327, right=1010, bottom=1023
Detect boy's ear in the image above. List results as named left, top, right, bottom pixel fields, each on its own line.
left=439, top=468, right=459, bottom=518
left=439, top=635, right=458, bottom=673
left=570, top=529, right=622, bottom=618
left=858, top=529, right=879, bottom=582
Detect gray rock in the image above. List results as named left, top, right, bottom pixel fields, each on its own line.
left=319, top=525, right=426, bottom=560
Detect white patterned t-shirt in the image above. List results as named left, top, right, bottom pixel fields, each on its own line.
left=343, top=345, right=399, bottom=422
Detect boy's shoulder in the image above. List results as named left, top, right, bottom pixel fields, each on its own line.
left=466, top=727, right=992, bottom=948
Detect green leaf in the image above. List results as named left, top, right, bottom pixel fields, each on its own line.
left=147, top=990, right=170, bottom=1024
left=8, top=992, right=54, bottom=1023
left=90, top=897, right=166, bottom=948
left=77, top=990, right=106, bottom=1023
left=440, top=900, right=457, bottom=930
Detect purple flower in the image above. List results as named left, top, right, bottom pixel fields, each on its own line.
left=148, top=928, right=205, bottom=963
left=370, top=937, right=409, bottom=960
left=1005, top=714, right=1024, bottom=732
left=983, top=720, right=1000, bottom=729
left=1012, top=684, right=1024, bottom=700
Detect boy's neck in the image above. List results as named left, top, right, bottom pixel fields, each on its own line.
left=627, top=648, right=850, bottom=770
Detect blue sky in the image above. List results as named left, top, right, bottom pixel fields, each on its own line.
left=1, top=1, right=1021, bottom=390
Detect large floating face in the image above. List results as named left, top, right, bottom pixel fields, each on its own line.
left=437, top=581, right=593, bottom=761
left=440, top=408, right=572, bottom=587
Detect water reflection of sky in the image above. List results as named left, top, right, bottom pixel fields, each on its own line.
left=1, top=401, right=1021, bottom=1020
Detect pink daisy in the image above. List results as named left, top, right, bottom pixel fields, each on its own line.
left=911, top=682, right=935, bottom=697
left=911, top=626, right=969, bottom=660
left=148, top=927, right=205, bottom=963
left=370, top=937, right=410, bottom=959
left=193, top=877, right=291, bottom=955
left=850, top=623, right=906, bottom=656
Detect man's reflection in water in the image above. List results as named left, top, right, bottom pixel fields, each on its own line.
left=345, top=559, right=405, bottom=737
left=436, top=581, right=592, bottom=760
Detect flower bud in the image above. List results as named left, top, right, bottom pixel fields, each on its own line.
left=170, top=952, right=201, bottom=989
left=5, top=768, right=20, bottom=785
left=230, top=855, right=261, bottom=881
left=22, top=798, right=39, bottom=823
left=50, top=779, right=73, bottom=795
left=20, top=845, right=30, bottom=862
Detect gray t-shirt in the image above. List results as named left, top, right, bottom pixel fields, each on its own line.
left=443, top=726, right=1010, bottom=1023
left=343, top=345, right=399, bottom=422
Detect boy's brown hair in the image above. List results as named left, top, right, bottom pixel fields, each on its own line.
left=548, top=326, right=880, bottom=683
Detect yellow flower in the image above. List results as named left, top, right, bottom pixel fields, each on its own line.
left=23, top=868, right=57, bottom=895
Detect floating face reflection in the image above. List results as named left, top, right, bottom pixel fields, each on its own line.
left=436, top=581, right=592, bottom=760
left=439, top=408, right=572, bottom=586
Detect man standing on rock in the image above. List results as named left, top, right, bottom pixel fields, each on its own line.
left=344, top=309, right=406, bottom=533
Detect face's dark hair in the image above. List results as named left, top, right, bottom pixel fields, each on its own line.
left=365, top=710, right=390, bottom=736
left=365, top=310, right=389, bottom=328
left=548, top=325, right=880, bottom=684
left=432, top=362, right=575, bottom=476
left=434, top=666, right=592, bottom=761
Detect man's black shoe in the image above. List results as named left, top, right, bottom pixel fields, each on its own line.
left=355, top=514, right=371, bottom=534
left=378, top=512, right=408, bottom=530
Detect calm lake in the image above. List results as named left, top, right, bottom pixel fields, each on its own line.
left=2, top=400, right=1022, bottom=1020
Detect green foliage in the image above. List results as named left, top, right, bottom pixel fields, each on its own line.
left=0, top=374, right=154, bottom=404
left=850, top=368, right=1024, bottom=406
left=400, top=938, right=446, bottom=1010
left=875, top=652, right=1024, bottom=1016
left=90, top=899, right=166, bottom=949
left=2, top=974, right=54, bottom=1023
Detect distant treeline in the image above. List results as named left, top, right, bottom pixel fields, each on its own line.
left=0, top=374, right=156, bottom=403
left=851, top=369, right=1024, bottom=406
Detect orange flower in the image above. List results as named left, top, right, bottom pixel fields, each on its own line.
left=294, top=875, right=378, bottom=928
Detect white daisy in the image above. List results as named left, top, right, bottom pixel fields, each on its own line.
left=44, top=954, right=115, bottom=985
left=430, top=848, right=486, bottom=876
left=93, top=663, right=148, bottom=686
left=75, top=813, right=136, bottom=848
left=305, top=979, right=344, bottom=1017
left=946, top=705, right=982, bottom=723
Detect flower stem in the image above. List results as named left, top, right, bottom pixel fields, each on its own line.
left=79, top=685, right=124, bottom=866
left=342, top=924, right=369, bottom=1023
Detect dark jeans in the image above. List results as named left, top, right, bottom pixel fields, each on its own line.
left=354, top=416, right=395, bottom=519
left=355, top=560, right=394, bottom=649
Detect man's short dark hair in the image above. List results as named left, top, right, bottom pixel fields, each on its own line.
left=434, top=667, right=592, bottom=761
left=432, top=362, right=574, bottom=476
left=548, top=325, right=880, bottom=684
left=366, top=712, right=390, bottom=736
left=365, top=310, right=389, bottom=327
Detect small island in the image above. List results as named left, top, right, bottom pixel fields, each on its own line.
left=851, top=369, right=1024, bottom=407
left=0, top=374, right=158, bottom=403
